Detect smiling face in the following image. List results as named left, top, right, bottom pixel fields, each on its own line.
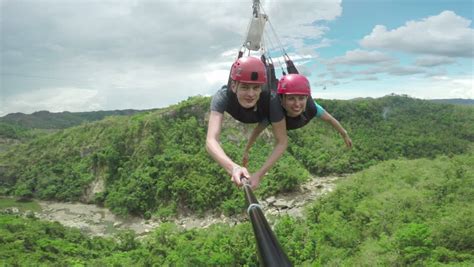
left=232, top=82, right=262, bottom=108
left=281, top=94, right=308, bottom=117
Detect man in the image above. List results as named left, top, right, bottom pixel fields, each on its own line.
left=206, top=56, right=288, bottom=189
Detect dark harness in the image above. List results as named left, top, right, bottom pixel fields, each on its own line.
left=224, top=86, right=270, bottom=123
left=284, top=98, right=317, bottom=130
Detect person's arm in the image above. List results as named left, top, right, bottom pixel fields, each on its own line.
left=320, top=112, right=353, bottom=148
left=248, top=119, right=288, bottom=189
left=242, top=122, right=268, bottom=167
left=206, top=111, right=250, bottom=187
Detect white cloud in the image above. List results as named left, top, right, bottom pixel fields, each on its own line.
left=314, top=75, right=473, bottom=100
left=360, top=11, right=474, bottom=57
left=414, top=55, right=456, bottom=67
left=326, top=49, right=395, bottom=65
left=3, top=87, right=104, bottom=115
left=313, top=79, right=341, bottom=87
left=325, top=64, right=427, bottom=83
left=357, top=67, right=386, bottom=76
left=316, top=88, right=379, bottom=100
left=331, top=70, right=356, bottom=79
left=356, top=76, right=378, bottom=81
left=396, top=75, right=474, bottom=99
left=1, top=0, right=342, bottom=115
left=263, top=0, right=341, bottom=44
left=386, top=66, right=425, bottom=76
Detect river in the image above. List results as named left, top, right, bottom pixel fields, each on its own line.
left=3, top=175, right=344, bottom=237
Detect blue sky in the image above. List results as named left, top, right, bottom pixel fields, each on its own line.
left=323, top=0, right=473, bottom=55
left=1, top=0, right=473, bottom=116
left=308, top=0, right=473, bottom=99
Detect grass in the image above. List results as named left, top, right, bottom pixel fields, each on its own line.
left=0, top=197, right=42, bottom=212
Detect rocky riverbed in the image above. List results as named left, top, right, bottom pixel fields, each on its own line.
left=3, top=175, right=345, bottom=237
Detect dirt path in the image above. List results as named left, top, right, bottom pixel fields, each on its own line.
left=13, top=175, right=345, bottom=237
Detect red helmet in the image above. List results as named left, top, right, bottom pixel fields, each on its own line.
left=277, top=74, right=311, bottom=95
left=230, top=56, right=267, bottom=84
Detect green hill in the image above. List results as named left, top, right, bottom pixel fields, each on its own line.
left=429, top=98, right=474, bottom=105
left=0, top=95, right=473, bottom=218
left=1, top=152, right=472, bottom=266
left=0, top=109, right=157, bottom=156
left=0, top=109, right=153, bottom=130
left=0, top=109, right=155, bottom=147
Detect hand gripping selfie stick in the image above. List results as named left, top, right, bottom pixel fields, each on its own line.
left=241, top=177, right=292, bottom=267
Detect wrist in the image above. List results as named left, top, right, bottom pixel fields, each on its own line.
left=232, top=165, right=241, bottom=174
left=253, top=171, right=264, bottom=180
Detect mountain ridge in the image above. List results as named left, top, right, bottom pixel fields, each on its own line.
left=0, top=108, right=157, bottom=130
left=2, top=97, right=472, bottom=130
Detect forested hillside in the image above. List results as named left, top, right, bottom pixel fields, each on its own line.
left=0, top=109, right=153, bottom=153
left=1, top=152, right=472, bottom=266
left=1, top=95, right=473, bottom=218
left=429, top=98, right=474, bottom=105
left=289, top=96, right=474, bottom=174
left=1, top=109, right=151, bottom=130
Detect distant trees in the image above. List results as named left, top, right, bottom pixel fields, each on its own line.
left=0, top=122, right=31, bottom=139
left=288, top=96, right=474, bottom=175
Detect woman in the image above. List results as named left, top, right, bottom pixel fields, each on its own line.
left=242, top=74, right=352, bottom=180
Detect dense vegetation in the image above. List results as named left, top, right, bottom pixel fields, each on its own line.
left=299, top=152, right=474, bottom=265
left=1, top=152, right=472, bottom=266
left=0, top=109, right=150, bottom=131
left=290, top=96, right=474, bottom=174
left=1, top=95, right=473, bottom=218
left=0, top=122, right=32, bottom=140
left=0, top=109, right=152, bottom=145
left=429, top=98, right=474, bottom=105
left=0, top=96, right=307, bottom=217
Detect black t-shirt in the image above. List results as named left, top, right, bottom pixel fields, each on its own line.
left=210, top=86, right=284, bottom=123
left=285, top=98, right=318, bottom=130
left=259, top=97, right=326, bottom=130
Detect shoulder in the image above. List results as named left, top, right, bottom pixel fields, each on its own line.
left=210, top=85, right=229, bottom=112
left=269, top=91, right=281, bottom=106
left=269, top=92, right=285, bottom=123
left=313, top=99, right=326, bottom=117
